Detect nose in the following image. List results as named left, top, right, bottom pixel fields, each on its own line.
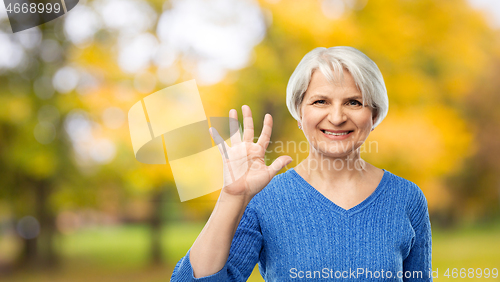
left=328, top=105, right=347, bottom=126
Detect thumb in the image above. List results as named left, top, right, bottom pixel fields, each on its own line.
left=268, top=156, right=293, bottom=177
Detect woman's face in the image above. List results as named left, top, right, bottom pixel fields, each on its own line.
left=298, top=69, right=377, bottom=158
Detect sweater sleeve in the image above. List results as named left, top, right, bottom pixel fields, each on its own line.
left=403, top=188, right=432, bottom=281
left=170, top=204, right=263, bottom=282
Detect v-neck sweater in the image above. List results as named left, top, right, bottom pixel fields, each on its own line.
left=171, top=168, right=432, bottom=281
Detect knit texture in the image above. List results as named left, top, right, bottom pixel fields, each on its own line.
left=171, top=168, right=432, bottom=281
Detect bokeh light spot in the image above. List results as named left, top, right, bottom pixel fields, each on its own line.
left=102, top=107, right=125, bottom=129
left=53, top=66, right=80, bottom=94
left=16, top=216, right=40, bottom=240
left=34, top=122, right=56, bottom=144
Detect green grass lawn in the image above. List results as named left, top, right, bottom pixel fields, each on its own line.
left=2, top=221, right=499, bottom=281
left=431, top=223, right=500, bottom=281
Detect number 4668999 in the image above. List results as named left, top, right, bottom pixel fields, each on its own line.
left=6, top=2, right=62, bottom=14
left=443, top=268, right=498, bottom=279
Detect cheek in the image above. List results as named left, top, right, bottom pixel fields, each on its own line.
left=301, top=108, right=322, bottom=125
left=353, top=112, right=374, bottom=130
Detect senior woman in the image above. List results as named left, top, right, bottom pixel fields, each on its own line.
left=171, top=46, right=432, bottom=281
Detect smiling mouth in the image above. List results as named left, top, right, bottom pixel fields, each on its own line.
left=321, top=130, right=354, bottom=136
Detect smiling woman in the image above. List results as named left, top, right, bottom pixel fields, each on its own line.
left=170, top=47, right=432, bottom=282
left=289, top=47, right=390, bottom=210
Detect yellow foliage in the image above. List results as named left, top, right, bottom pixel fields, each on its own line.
left=1, top=96, right=33, bottom=124
left=364, top=104, right=474, bottom=207
left=28, top=150, right=58, bottom=179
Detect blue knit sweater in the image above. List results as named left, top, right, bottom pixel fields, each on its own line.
left=171, top=168, right=432, bottom=281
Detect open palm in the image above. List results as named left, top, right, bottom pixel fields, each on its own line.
left=209, top=105, right=292, bottom=200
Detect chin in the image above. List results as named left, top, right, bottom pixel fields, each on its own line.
left=313, top=139, right=358, bottom=153
left=313, top=146, right=355, bottom=159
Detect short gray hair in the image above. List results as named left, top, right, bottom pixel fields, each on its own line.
left=286, top=46, right=388, bottom=128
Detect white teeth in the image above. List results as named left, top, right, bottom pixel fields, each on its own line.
left=323, top=131, right=350, bottom=136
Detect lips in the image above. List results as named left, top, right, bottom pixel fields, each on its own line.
left=320, top=129, right=354, bottom=139
left=321, top=129, right=354, bottom=135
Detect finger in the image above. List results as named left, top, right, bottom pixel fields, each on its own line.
left=257, top=113, right=272, bottom=150
left=241, top=105, right=254, bottom=142
left=210, top=127, right=230, bottom=160
left=229, top=109, right=241, bottom=146
left=268, top=156, right=293, bottom=177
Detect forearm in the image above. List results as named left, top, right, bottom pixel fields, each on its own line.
left=189, top=191, right=250, bottom=278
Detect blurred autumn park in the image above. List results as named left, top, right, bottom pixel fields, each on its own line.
left=1, top=0, right=500, bottom=281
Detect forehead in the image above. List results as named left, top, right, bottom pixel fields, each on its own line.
left=304, top=69, right=360, bottom=99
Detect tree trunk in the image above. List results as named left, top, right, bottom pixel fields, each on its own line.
left=19, top=235, right=38, bottom=267
left=149, top=189, right=164, bottom=265
left=33, top=179, right=58, bottom=268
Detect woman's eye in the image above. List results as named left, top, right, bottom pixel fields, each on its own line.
left=348, top=100, right=362, bottom=106
left=313, top=100, right=326, bottom=105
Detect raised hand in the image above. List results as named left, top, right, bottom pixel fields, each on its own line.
left=209, top=105, right=292, bottom=202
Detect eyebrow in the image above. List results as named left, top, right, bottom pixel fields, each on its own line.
left=308, top=94, right=363, bottom=100
left=308, top=95, right=329, bottom=100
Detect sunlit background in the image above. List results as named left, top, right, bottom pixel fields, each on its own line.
left=1, top=0, right=500, bottom=281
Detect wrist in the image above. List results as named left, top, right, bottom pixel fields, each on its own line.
left=219, top=190, right=252, bottom=207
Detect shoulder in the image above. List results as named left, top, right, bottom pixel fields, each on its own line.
left=385, top=171, right=427, bottom=203
left=384, top=170, right=429, bottom=223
